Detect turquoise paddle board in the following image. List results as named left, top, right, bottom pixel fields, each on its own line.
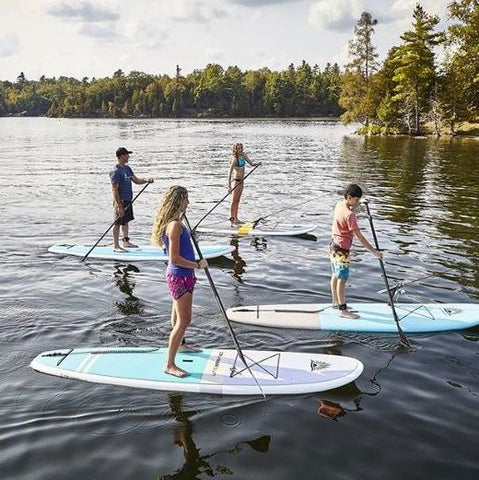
left=30, top=347, right=363, bottom=395
left=48, top=244, right=234, bottom=261
left=226, top=303, right=479, bottom=333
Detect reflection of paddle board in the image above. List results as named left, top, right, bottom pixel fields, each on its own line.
left=196, top=221, right=317, bottom=237
left=48, top=244, right=234, bottom=261
left=30, top=347, right=363, bottom=395
left=226, top=303, right=479, bottom=333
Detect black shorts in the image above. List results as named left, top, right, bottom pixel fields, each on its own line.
left=114, top=200, right=134, bottom=225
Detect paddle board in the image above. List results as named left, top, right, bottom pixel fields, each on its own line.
left=30, top=347, right=363, bottom=395
left=48, top=244, right=234, bottom=261
left=226, top=303, right=479, bottom=333
left=196, top=221, right=317, bottom=237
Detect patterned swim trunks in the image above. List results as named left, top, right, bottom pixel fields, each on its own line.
left=330, top=243, right=351, bottom=279
left=166, top=274, right=197, bottom=300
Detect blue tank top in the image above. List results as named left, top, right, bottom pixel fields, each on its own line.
left=236, top=156, right=246, bottom=168
left=163, top=226, right=195, bottom=277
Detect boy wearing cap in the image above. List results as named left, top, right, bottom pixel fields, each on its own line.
left=110, top=147, right=153, bottom=250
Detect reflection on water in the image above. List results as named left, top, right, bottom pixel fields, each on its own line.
left=113, top=264, right=145, bottom=315
left=159, top=394, right=271, bottom=479
left=1, top=118, right=478, bottom=480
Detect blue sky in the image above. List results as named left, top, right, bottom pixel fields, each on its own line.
left=0, top=0, right=451, bottom=81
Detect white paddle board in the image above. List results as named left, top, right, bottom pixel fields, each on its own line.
left=30, top=347, right=363, bottom=395
left=196, top=221, right=317, bottom=237
left=48, top=244, right=234, bottom=261
left=226, top=303, right=479, bottom=333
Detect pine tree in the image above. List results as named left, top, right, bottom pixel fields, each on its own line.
left=339, top=11, right=379, bottom=126
left=391, top=4, right=445, bottom=135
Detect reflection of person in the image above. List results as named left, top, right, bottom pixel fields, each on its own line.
left=330, top=184, right=382, bottom=319
left=317, top=400, right=347, bottom=420
left=151, top=186, right=207, bottom=378
left=110, top=147, right=154, bottom=251
left=159, top=393, right=271, bottom=480
left=228, top=143, right=261, bottom=226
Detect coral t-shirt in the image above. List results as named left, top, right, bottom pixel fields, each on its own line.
left=331, top=200, right=359, bottom=250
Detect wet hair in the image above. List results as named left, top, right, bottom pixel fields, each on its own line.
left=232, top=143, right=243, bottom=160
left=343, top=184, right=363, bottom=199
left=151, top=186, right=189, bottom=247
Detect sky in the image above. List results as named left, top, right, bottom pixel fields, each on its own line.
left=0, top=0, right=452, bottom=82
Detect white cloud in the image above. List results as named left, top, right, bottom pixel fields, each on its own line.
left=0, top=34, right=20, bottom=57
left=308, top=0, right=364, bottom=32
left=47, top=1, right=119, bottom=22
left=157, top=0, right=230, bottom=23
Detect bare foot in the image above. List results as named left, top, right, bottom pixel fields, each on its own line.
left=122, top=241, right=138, bottom=248
left=339, top=309, right=360, bottom=319
left=113, top=246, right=126, bottom=252
left=164, top=366, right=189, bottom=378
left=178, top=343, right=202, bottom=353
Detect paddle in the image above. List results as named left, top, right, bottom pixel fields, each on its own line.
left=249, top=194, right=325, bottom=229
left=193, top=164, right=260, bottom=230
left=184, top=214, right=266, bottom=399
left=81, top=182, right=151, bottom=262
left=363, top=200, right=411, bottom=348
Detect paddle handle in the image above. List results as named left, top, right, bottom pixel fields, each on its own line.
left=81, top=182, right=151, bottom=262
left=364, top=200, right=410, bottom=347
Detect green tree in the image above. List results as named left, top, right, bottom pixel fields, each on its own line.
left=339, top=11, right=379, bottom=125
left=391, top=4, right=444, bottom=135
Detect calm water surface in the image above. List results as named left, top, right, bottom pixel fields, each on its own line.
left=1, top=118, right=478, bottom=480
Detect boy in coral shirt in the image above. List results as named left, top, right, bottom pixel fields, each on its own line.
left=330, top=184, right=382, bottom=319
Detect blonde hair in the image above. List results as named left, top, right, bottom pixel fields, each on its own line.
left=232, top=142, right=243, bottom=160
left=151, top=186, right=189, bottom=247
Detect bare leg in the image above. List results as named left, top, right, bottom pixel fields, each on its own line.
left=230, top=183, right=244, bottom=224
left=164, top=293, right=193, bottom=377
left=112, top=224, right=125, bottom=251
left=335, top=277, right=360, bottom=319
left=121, top=223, right=138, bottom=247
left=330, top=275, right=339, bottom=306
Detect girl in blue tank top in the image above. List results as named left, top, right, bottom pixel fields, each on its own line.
left=151, top=186, right=208, bottom=378
left=228, top=142, right=261, bottom=226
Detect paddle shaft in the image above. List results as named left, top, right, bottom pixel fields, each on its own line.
left=193, top=164, right=260, bottom=230
left=184, top=215, right=266, bottom=399
left=81, top=182, right=150, bottom=262
left=364, top=201, right=411, bottom=347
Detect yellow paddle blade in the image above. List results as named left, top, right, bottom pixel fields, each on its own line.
left=237, top=222, right=253, bottom=234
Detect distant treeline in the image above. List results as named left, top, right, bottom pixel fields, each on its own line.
left=0, top=62, right=342, bottom=119
left=1, top=0, right=477, bottom=136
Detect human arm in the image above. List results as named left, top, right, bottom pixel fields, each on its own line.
left=166, top=221, right=208, bottom=269
left=132, top=174, right=154, bottom=185
left=243, top=152, right=261, bottom=167
left=353, top=229, right=383, bottom=259
left=111, top=183, right=124, bottom=215
left=227, top=159, right=235, bottom=191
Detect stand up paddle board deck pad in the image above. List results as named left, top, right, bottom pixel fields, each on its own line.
left=226, top=303, right=479, bottom=333
left=30, top=347, right=363, bottom=395
left=196, top=221, right=317, bottom=237
left=48, top=244, right=234, bottom=261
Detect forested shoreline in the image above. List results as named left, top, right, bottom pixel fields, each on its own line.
left=1, top=0, right=477, bottom=136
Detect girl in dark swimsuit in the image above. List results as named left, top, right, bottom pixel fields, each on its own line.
left=227, top=143, right=261, bottom=226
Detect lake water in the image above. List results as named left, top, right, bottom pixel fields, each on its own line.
left=1, top=117, right=478, bottom=480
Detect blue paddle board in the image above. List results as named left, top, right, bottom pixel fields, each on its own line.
left=226, top=303, right=479, bottom=333
left=48, top=244, right=234, bottom=261
left=30, top=347, right=363, bottom=395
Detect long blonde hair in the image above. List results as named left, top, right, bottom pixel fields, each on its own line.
left=232, top=142, right=243, bottom=161
left=151, top=186, right=189, bottom=247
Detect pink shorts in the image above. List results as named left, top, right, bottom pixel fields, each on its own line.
left=166, top=274, right=197, bottom=300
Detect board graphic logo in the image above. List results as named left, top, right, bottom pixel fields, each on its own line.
left=310, top=360, right=329, bottom=371
left=442, top=307, right=461, bottom=316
